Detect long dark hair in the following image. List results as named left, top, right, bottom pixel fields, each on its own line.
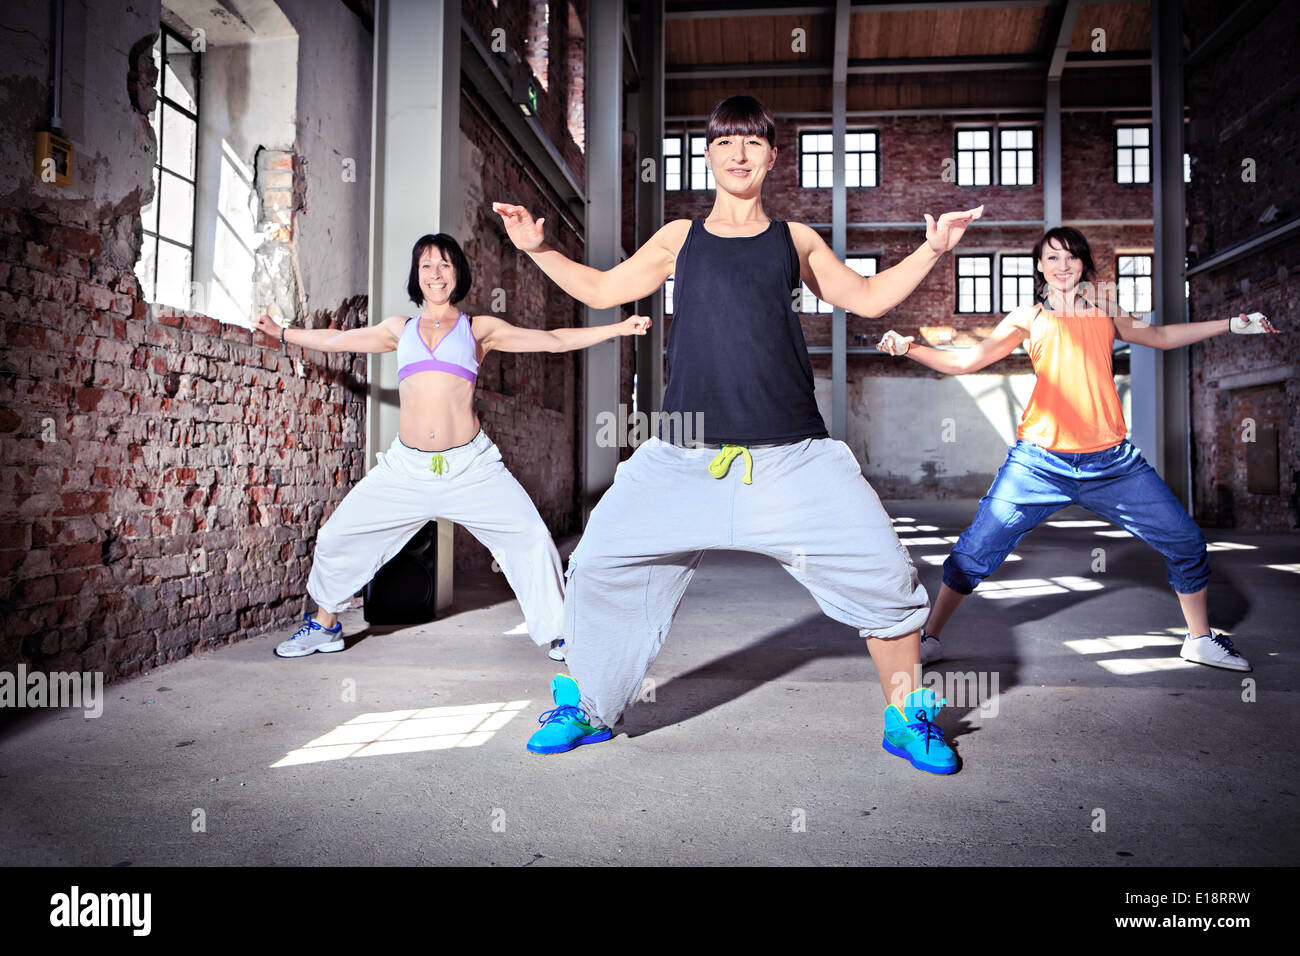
left=407, top=233, right=472, bottom=306
left=1031, top=226, right=1097, bottom=300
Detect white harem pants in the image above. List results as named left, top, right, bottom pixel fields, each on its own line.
left=305, top=429, right=563, bottom=645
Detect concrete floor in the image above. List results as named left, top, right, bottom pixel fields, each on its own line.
left=1, top=501, right=1296, bottom=866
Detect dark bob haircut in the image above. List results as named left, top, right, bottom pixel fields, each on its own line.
left=706, top=95, right=777, bottom=149
left=407, top=233, right=472, bottom=306
left=1032, top=226, right=1097, bottom=292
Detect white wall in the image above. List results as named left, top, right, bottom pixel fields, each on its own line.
left=277, top=0, right=372, bottom=314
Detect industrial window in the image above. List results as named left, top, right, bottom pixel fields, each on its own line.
left=999, top=128, right=1035, bottom=186
left=956, top=255, right=993, bottom=313
left=1115, top=126, right=1151, bottom=184
left=955, top=129, right=992, bottom=187
left=799, top=131, right=878, bottom=188
left=689, top=134, right=715, bottom=191
left=800, top=256, right=877, bottom=314
left=136, top=25, right=199, bottom=310
left=663, top=135, right=683, bottom=191
left=1000, top=255, right=1036, bottom=311
left=664, top=275, right=674, bottom=314
left=1116, top=255, right=1153, bottom=313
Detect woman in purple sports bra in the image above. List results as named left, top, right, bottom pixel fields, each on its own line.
left=254, top=233, right=648, bottom=659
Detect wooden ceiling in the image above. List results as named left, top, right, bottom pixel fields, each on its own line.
left=653, top=0, right=1153, bottom=116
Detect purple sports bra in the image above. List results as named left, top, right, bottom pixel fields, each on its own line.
left=396, top=312, right=479, bottom=385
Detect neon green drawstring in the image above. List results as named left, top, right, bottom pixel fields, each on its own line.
left=708, top=445, right=753, bottom=485
left=429, top=454, right=448, bottom=475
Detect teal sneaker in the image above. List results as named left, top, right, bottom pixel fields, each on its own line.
left=882, top=687, right=959, bottom=775
left=526, top=674, right=612, bottom=755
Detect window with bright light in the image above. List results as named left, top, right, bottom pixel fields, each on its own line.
left=689, top=135, right=715, bottom=191
left=1000, top=255, right=1036, bottom=310
left=999, top=128, right=1035, bottom=186
left=1117, top=255, right=1153, bottom=313
left=136, top=25, right=199, bottom=310
left=799, top=131, right=878, bottom=188
left=663, top=135, right=683, bottom=191
left=956, top=129, right=992, bottom=187
left=956, top=255, right=993, bottom=313
left=1115, top=126, right=1151, bottom=184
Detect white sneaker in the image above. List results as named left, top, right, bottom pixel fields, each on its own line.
left=1179, top=632, right=1251, bottom=672
left=548, top=639, right=566, bottom=662
left=275, top=613, right=345, bottom=658
left=920, top=631, right=945, bottom=665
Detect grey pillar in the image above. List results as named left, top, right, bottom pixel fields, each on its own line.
left=1043, top=1, right=1079, bottom=228
left=1150, top=0, right=1190, bottom=507
left=830, top=0, right=849, bottom=441
left=582, top=0, right=623, bottom=521
left=1043, top=78, right=1061, bottom=227
left=635, top=0, right=664, bottom=418
left=368, top=0, right=461, bottom=608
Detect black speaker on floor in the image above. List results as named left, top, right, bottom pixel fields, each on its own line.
left=363, top=521, right=439, bottom=625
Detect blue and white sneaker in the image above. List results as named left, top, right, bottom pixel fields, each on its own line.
left=274, top=613, right=344, bottom=658
left=548, top=639, right=566, bottom=662
left=882, top=686, right=959, bottom=775
left=1180, top=632, right=1251, bottom=672
left=526, top=674, right=612, bottom=755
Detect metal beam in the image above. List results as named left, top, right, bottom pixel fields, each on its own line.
left=582, top=0, right=624, bottom=523
left=1185, top=218, right=1300, bottom=276
left=1144, top=0, right=1190, bottom=506
left=831, top=0, right=849, bottom=442
left=1044, top=0, right=1080, bottom=228
left=461, top=18, right=586, bottom=209
left=635, top=0, right=665, bottom=421
left=665, top=51, right=1143, bottom=80
left=368, top=0, right=460, bottom=610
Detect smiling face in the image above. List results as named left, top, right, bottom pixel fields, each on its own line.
left=706, top=134, right=777, bottom=196
left=418, top=248, right=457, bottom=305
left=1037, top=237, right=1085, bottom=296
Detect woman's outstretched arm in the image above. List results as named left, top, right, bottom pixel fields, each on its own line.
left=492, top=202, right=683, bottom=310
left=255, top=314, right=404, bottom=354
left=877, top=310, right=1029, bottom=375
left=474, top=313, right=650, bottom=355
left=1112, top=308, right=1278, bottom=349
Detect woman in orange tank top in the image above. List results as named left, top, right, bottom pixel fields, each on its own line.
left=879, top=226, right=1278, bottom=673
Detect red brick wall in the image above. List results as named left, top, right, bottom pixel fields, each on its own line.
left=0, top=207, right=367, bottom=678
left=1186, top=0, right=1299, bottom=530
left=455, top=85, right=594, bottom=568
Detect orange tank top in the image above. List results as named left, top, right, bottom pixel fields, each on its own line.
left=1017, top=301, right=1128, bottom=453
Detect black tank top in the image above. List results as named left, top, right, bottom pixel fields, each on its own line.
left=659, top=219, right=829, bottom=445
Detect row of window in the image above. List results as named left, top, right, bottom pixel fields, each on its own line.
left=664, top=126, right=1177, bottom=191
left=662, top=254, right=1153, bottom=317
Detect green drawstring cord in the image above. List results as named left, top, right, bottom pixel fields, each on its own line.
left=429, top=454, right=448, bottom=475
left=708, top=445, right=753, bottom=485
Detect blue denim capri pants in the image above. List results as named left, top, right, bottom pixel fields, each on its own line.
left=942, top=439, right=1211, bottom=596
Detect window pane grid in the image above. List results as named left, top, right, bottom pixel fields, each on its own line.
left=1115, top=126, right=1152, bottom=185
left=136, top=24, right=198, bottom=310
left=999, top=255, right=1036, bottom=310
left=1116, top=255, right=1153, bottom=313
left=956, top=255, right=993, bottom=313
left=799, top=131, right=877, bottom=189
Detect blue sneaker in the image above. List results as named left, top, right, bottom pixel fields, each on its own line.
left=882, top=687, right=959, bottom=775
left=526, top=674, right=612, bottom=755
left=274, top=613, right=344, bottom=658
